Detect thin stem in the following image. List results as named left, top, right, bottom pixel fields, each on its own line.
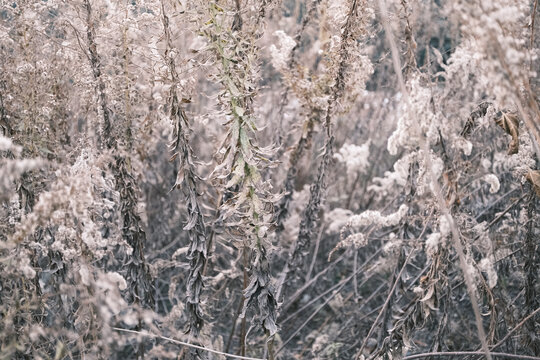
left=306, top=225, right=324, bottom=281
left=112, top=327, right=266, bottom=360
left=402, top=351, right=540, bottom=360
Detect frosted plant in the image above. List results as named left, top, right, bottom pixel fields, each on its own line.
left=369, top=149, right=444, bottom=198
left=334, top=141, right=370, bottom=177
left=483, top=174, right=500, bottom=194
left=448, top=0, right=531, bottom=107
left=291, top=0, right=374, bottom=266
left=275, top=0, right=373, bottom=238
left=325, top=0, right=349, bottom=28
left=387, top=76, right=445, bottom=156
left=281, top=185, right=311, bottom=245
left=325, top=207, right=354, bottom=235
left=447, top=0, right=540, bottom=150
left=83, top=0, right=155, bottom=310
left=416, top=151, right=445, bottom=195
left=330, top=204, right=408, bottom=257
left=9, top=149, right=121, bottom=259
left=368, top=152, right=413, bottom=196
left=453, top=137, right=473, bottom=156
left=492, top=131, right=536, bottom=179
left=425, top=232, right=442, bottom=258
left=1, top=0, right=539, bottom=358
left=1, top=145, right=135, bottom=357
left=346, top=204, right=409, bottom=229
left=478, top=257, right=498, bottom=289
left=0, top=134, right=16, bottom=151
left=269, top=30, right=296, bottom=72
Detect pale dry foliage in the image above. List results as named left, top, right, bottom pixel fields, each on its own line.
left=0, top=1, right=539, bottom=360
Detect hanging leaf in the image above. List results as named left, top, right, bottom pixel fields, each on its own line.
left=494, top=111, right=519, bottom=155
left=526, top=170, right=540, bottom=197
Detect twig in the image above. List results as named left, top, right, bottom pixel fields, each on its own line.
left=298, top=314, right=332, bottom=358
left=277, top=249, right=384, bottom=354
left=474, top=188, right=518, bottom=221
left=240, top=247, right=248, bottom=357
left=225, top=292, right=245, bottom=353
left=112, top=327, right=266, bottom=360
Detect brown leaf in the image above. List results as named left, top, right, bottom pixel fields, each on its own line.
left=526, top=170, right=540, bottom=197
left=494, top=111, right=519, bottom=155
left=461, top=101, right=491, bottom=138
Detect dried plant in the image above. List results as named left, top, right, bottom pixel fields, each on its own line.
left=161, top=1, right=208, bottom=337
left=1, top=0, right=539, bottom=359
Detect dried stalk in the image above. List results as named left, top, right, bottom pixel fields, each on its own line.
left=161, top=1, right=208, bottom=337
left=84, top=0, right=154, bottom=338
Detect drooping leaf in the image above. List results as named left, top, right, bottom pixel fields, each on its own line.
left=494, top=111, right=519, bottom=155
left=526, top=170, right=540, bottom=197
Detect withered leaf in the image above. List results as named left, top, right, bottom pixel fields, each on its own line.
left=461, top=101, right=491, bottom=138
left=494, top=111, right=519, bottom=155
left=526, top=170, right=540, bottom=197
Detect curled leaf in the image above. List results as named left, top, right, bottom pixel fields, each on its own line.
left=526, top=170, right=540, bottom=197
left=494, top=111, right=519, bottom=155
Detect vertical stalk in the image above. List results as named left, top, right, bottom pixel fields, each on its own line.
left=161, top=0, right=208, bottom=338
left=84, top=3, right=154, bottom=357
